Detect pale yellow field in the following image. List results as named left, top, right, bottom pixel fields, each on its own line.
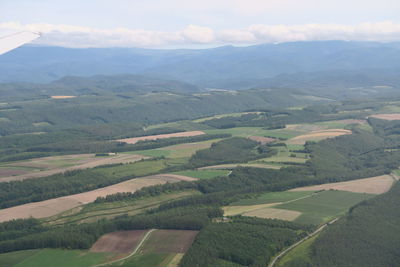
left=0, top=174, right=196, bottom=222
left=50, top=95, right=76, bottom=99
left=243, top=207, right=301, bottom=221
left=290, top=175, right=395, bottom=194
left=223, top=203, right=301, bottom=221
left=117, top=131, right=205, bottom=144
left=287, top=129, right=352, bottom=144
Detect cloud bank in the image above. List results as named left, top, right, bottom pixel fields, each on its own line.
left=1, top=21, right=400, bottom=48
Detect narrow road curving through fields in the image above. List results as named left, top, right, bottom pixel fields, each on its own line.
left=93, top=229, right=156, bottom=267
left=268, top=218, right=339, bottom=267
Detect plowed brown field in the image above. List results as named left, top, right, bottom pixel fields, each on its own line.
left=90, top=230, right=148, bottom=253
left=140, top=230, right=199, bottom=253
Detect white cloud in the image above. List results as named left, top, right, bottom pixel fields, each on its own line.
left=1, top=21, right=400, bottom=48
left=181, top=25, right=215, bottom=43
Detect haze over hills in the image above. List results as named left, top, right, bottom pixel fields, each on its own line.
left=1, top=41, right=400, bottom=89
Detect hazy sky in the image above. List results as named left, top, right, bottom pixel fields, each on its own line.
left=1, top=0, right=399, bottom=48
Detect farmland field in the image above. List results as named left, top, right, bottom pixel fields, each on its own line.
left=90, top=230, right=148, bottom=253
left=276, top=233, right=320, bottom=267
left=199, top=163, right=281, bottom=170
left=0, top=153, right=147, bottom=182
left=44, top=190, right=199, bottom=226
left=116, top=131, right=205, bottom=144
left=132, top=139, right=220, bottom=159
left=171, top=169, right=230, bottom=179
left=204, top=127, right=303, bottom=139
left=225, top=190, right=374, bottom=224
left=230, top=191, right=315, bottom=206
left=290, top=175, right=395, bottom=194
left=243, top=207, right=301, bottom=221
left=0, top=174, right=195, bottom=222
left=139, top=230, right=198, bottom=254
left=107, top=230, right=198, bottom=267
left=369, top=113, right=400, bottom=120
left=286, top=129, right=352, bottom=145
left=276, top=190, right=374, bottom=225
left=7, top=249, right=111, bottom=267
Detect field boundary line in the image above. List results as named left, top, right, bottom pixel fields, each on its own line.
left=267, top=218, right=339, bottom=267
left=92, top=228, right=156, bottom=267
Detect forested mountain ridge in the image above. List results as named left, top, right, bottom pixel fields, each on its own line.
left=2, top=41, right=400, bottom=87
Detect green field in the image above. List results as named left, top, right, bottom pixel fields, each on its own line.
left=276, top=190, right=374, bottom=225
left=43, top=190, right=199, bottom=226
left=0, top=249, right=111, bottom=267
left=230, top=191, right=315, bottom=206
left=172, top=170, right=230, bottom=179
left=251, top=145, right=308, bottom=164
left=108, top=253, right=175, bottom=267
left=276, top=233, right=320, bottom=267
left=128, top=139, right=220, bottom=160
left=204, top=127, right=303, bottom=139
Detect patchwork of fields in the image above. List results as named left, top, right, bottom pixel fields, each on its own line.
left=0, top=174, right=196, bottom=222
left=0, top=112, right=398, bottom=267
left=225, top=180, right=379, bottom=225
left=0, top=153, right=147, bottom=182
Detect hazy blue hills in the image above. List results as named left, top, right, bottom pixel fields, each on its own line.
left=254, top=69, right=400, bottom=100
left=2, top=41, right=400, bottom=88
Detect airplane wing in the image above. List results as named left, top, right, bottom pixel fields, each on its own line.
left=0, top=31, right=41, bottom=55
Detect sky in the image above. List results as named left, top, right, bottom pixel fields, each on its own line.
left=0, top=0, right=400, bottom=48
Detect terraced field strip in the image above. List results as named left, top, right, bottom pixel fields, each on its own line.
left=116, top=131, right=205, bottom=144
left=0, top=153, right=147, bottom=182
left=0, top=174, right=196, bottom=222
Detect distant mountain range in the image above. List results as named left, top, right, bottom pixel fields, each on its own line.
left=1, top=41, right=400, bottom=89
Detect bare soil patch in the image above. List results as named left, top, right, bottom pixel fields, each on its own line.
left=140, top=230, right=198, bottom=253
left=243, top=207, right=301, bottom=221
left=50, top=95, right=76, bottom=99
left=369, top=113, right=400, bottom=121
left=290, top=175, right=394, bottom=195
left=117, top=131, right=205, bottom=144
left=90, top=230, right=148, bottom=253
left=0, top=174, right=195, bottom=222
left=287, top=129, right=351, bottom=145
left=248, top=136, right=276, bottom=145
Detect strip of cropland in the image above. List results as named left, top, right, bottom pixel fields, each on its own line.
left=0, top=174, right=196, bottom=222
left=0, top=153, right=147, bottom=182
left=117, top=131, right=205, bottom=144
